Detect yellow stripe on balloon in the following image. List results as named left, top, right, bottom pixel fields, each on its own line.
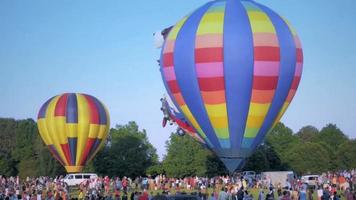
left=66, top=124, right=78, bottom=138
left=88, top=124, right=100, bottom=138
left=246, top=115, right=265, bottom=128
left=197, top=12, right=225, bottom=35
left=248, top=103, right=270, bottom=116
left=209, top=116, right=228, bottom=128
left=168, top=17, right=188, bottom=40
left=272, top=102, right=290, bottom=127
left=97, top=103, right=110, bottom=139
left=180, top=105, right=207, bottom=139
left=205, top=104, right=227, bottom=117
left=75, top=94, right=90, bottom=166
left=247, top=10, right=275, bottom=33
left=37, top=119, right=50, bottom=145
left=45, top=96, right=69, bottom=166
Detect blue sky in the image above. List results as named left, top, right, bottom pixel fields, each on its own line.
left=0, top=0, right=355, bottom=159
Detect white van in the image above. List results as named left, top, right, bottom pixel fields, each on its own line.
left=62, top=173, right=98, bottom=186
left=301, top=175, right=320, bottom=188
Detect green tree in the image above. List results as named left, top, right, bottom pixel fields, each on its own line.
left=93, top=121, right=158, bottom=177
left=243, top=143, right=288, bottom=172
left=336, top=140, right=356, bottom=170
left=285, top=142, right=330, bottom=174
left=296, top=126, right=319, bottom=143
left=266, top=122, right=300, bottom=163
left=163, top=134, right=227, bottom=177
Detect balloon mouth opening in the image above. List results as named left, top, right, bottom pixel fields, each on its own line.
left=65, top=166, right=84, bottom=173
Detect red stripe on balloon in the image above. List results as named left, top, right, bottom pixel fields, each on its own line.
left=252, top=76, right=279, bottom=90
left=79, top=138, right=96, bottom=166
left=163, top=53, right=174, bottom=67
left=83, top=95, right=100, bottom=124
left=296, top=48, right=303, bottom=62
left=54, top=94, right=68, bottom=117
left=198, top=77, right=225, bottom=91
left=60, top=143, right=72, bottom=165
left=167, top=80, right=180, bottom=93
left=254, top=47, right=280, bottom=61
left=291, top=76, right=301, bottom=90
left=195, top=47, right=223, bottom=63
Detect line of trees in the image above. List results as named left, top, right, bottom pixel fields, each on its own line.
left=0, top=118, right=355, bottom=178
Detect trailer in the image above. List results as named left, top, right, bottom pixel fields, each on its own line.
left=261, top=171, right=296, bottom=188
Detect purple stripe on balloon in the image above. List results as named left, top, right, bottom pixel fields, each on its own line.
left=196, top=62, right=224, bottom=78
left=253, top=61, right=279, bottom=76
left=163, top=67, right=176, bottom=81
left=295, top=62, right=303, bottom=76
left=66, top=93, right=78, bottom=123
left=38, top=97, right=54, bottom=119
left=90, top=96, right=108, bottom=125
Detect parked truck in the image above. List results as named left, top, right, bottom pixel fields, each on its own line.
left=261, top=171, right=296, bottom=188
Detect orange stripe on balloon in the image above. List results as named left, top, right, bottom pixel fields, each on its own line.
left=250, top=90, right=275, bottom=103
left=173, top=93, right=185, bottom=106
left=201, top=90, right=226, bottom=104
left=285, top=89, right=296, bottom=102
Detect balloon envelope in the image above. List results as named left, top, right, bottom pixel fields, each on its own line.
left=159, top=0, right=303, bottom=172
left=37, top=93, right=110, bottom=173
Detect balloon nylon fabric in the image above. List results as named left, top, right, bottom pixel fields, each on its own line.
left=37, top=93, right=110, bottom=173
left=160, top=0, right=303, bottom=172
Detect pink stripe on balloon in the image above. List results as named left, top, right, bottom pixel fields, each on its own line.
left=163, top=66, right=176, bottom=81
left=196, top=62, right=224, bottom=78
left=195, top=34, right=223, bottom=48
left=164, top=40, right=175, bottom=53
left=295, top=62, right=303, bottom=76
left=254, top=61, right=280, bottom=76
left=294, top=36, right=302, bottom=48
left=253, top=33, right=279, bottom=47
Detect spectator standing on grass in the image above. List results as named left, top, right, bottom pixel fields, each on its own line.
left=218, top=187, right=228, bottom=200
left=258, top=190, right=264, bottom=200
left=299, top=188, right=307, bottom=200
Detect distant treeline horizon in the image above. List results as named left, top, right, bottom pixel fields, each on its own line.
left=0, top=118, right=355, bottom=178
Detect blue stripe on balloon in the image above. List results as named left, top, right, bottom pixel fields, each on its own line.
left=250, top=2, right=297, bottom=150
left=173, top=1, right=222, bottom=149
left=223, top=0, right=254, bottom=150
left=38, top=97, right=54, bottom=119
left=68, top=137, right=77, bottom=165
left=66, top=93, right=78, bottom=123
left=241, top=138, right=254, bottom=148
left=91, top=96, right=108, bottom=125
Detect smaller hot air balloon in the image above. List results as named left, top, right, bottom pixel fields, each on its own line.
left=37, top=93, right=110, bottom=173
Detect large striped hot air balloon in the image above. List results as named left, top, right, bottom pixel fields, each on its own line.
left=159, top=0, right=303, bottom=172
left=37, top=93, right=110, bottom=173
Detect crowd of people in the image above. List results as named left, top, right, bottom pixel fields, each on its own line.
left=1, top=170, right=356, bottom=200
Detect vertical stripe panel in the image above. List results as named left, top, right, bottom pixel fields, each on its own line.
left=160, top=16, right=213, bottom=147
left=75, top=94, right=90, bottom=166
left=223, top=0, right=254, bottom=150
left=174, top=1, right=222, bottom=149
left=195, top=1, right=230, bottom=148
left=250, top=2, right=297, bottom=150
